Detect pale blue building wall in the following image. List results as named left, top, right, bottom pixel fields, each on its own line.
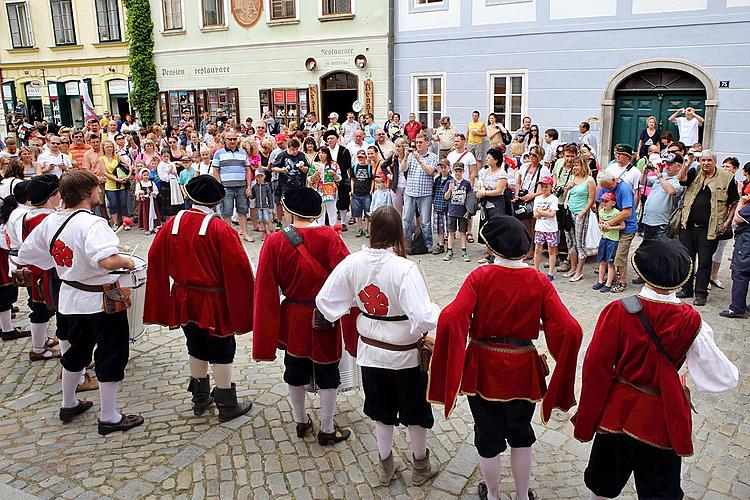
left=393, top=0, right=750, bottom=165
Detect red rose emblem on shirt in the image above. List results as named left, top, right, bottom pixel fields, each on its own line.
left=51, top=240, right=74, bottom=267
left=358, top=283, right=389, bottom=316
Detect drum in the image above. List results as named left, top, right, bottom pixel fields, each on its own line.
left=305, top=349, right=361, bottom=394
left=110, top=254, right=148, bottom=342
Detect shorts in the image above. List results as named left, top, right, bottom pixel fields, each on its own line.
left=584, top=432, right=683, bottom=499
left=256, top=207, right=272, bottom=223
left=56, top=312, right=71, bottom=341
left=468, top=142, right=485, bottom=162
left=105, top=189, right=129, bottom=217
left=28, top=294, right=55, bottom=324
left=448, top=215, right=468, bottom=233
left=432, top=211, right=447, bottom=235
left=0, top=284, right=18, bottom=311
left=468, top=395, right=536, bottom=458
left=61, top=310, right=130, bottom=382
left=597, top=238, right=618, bottom=263
left=362, top=365, right=434, bottom=428
left=534, top=230, right=559, bottom=248
left=221, top=185, right=249, bottom=216
left=351, top=194, right=372, bottom=218
left=614, top=232, right=636, bottom=267
left=283, top=352, right=340, bottom=390
left=183, top=322, right=236, bottom=364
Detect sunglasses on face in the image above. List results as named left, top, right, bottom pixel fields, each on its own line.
left=50, top=142, right=61, bottom=146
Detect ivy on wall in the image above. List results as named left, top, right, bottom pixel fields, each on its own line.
left=123, top=0, right=159, bottom=127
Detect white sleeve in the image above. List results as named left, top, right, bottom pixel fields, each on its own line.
left=18, top=223, right=55, bottom=269
left=84, top=219, right=120, bottom=267
left=398, top=264, right=439, bottom=335
left=315, top=257, right=355, bottom=322
left=686, top=321, right=739, bottom=393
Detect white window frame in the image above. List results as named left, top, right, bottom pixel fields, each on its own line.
left=410, top=0, right=448, bottom=12
left=486, top=70, right=528, bottom=132
left=411, top=73, right=446, bottom=131
left=160, top=0, right=184, bottom=32
left=200, top=0, right=228, bottom=29
left=6, top=1, right=34, bottom=48
left=318, top=0, right=355, bottom=18
left=266, top=0, right=300, bottom=24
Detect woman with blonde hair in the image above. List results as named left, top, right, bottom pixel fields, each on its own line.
left=99, top=139, right=133, bottom=230
left=561, top=156, right=596, bottom=282
left=389, top=138, right=409, bottom=214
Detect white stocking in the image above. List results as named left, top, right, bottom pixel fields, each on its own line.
left=339, top=210, right=348, bottom=224
left=212, top=363, right=232, bottom=389
left=408, top=425, right=428, bottom=461
left=288, top=384, right=307, bottom=424
left=189, top=356, right=209, bottom=379
left=374, top=421, right=395, bottom=460
left=99, top=381, right=121, bottom=423
left=0, top=309, right=12, bottom=332
left=480, top=454, right=502, bottom=500
left=30, top=322, right=48, bottom=353
left=318, top=388, right=337, bottom=434
left=510, top=447, right=532, bottom=500
left=61, top=369, right=82, bottom=408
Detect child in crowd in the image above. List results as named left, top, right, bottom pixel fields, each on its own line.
left=178, top=159, right=197, bottom=209
left=197, top=147, right=212, bottom=176
left=533, top=176, right=559, bottom=281
left=370, top=176, right=393, bottom=213
left=351, top=150, right=373, bottom=238
left=431, top=159, right=453, bottom=255
left=593, top=192, right=624, bottom=293
left=443, top=162, right=472, bottom=262
left=135, top=165, right=160, bottom=234
left=250, top=169, right=274, bottom=239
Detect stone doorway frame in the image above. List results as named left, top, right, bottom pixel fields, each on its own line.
left=600, top=59, right=717, bottom=165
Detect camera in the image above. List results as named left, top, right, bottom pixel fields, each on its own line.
left=409, top=141, right=416, bottom=153
left=553, top=186, right=565, bottom=198
left=517, top=188, right=529, bottom=199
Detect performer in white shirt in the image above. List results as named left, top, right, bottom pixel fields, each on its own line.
left=0, top=181, right=30, bottom=341
left=316, top=205, right=440, bottom=487
left=19, top=170, right=144, bottom=436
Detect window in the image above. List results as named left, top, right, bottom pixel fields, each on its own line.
left=270, top=0, right=296, bottom=20
left=202, top=0, right=225, bottom=26
left=322, top=0, right=351, bottom=15
left=95, top=0, right=121, bottom=42
left=50, top=0, right=76, bottom=45
left=6, top=2, right=33, bottom=48
left=162, top=0, right=183, bottom=31
left=415, top=0, right=443, bottom=4
left=413, top=75, right=444, bottom=130
left=489, top=73, right=525, bottom=131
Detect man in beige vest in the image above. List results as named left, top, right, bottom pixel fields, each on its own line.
left=676, top=149, right=739, bottom=306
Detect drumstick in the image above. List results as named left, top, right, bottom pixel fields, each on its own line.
left=128, top=244, right=139, bottom=260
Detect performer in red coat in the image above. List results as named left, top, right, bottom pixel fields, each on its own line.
left=428, top=216, right=582, bottom=500
left=575, top=238, right=738, bottom=499
left=145, top=175, right=254, bottom=422
left=253, top=187, right=354, bottom=446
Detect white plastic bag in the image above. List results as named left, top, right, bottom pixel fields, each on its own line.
left=585, top=210, right=601, bottom=256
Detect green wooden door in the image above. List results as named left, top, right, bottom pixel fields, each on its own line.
left=613, top=92, right=706, bottom=153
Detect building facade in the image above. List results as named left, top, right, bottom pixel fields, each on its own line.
left=0, top=0, right=131, bottom=129
left=150, top=0, right=390, bottom=128
left=394, top=0, right=750, bottom=164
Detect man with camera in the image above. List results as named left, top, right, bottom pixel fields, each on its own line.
left=401, top=134, right=438, bottom=251
left=640, top=152, right=685, bottom=241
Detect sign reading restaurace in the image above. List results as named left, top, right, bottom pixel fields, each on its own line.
left=161, top=65, right=233, bottom=78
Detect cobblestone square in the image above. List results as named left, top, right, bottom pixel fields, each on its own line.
left=0, top=228, right=747, bottom=499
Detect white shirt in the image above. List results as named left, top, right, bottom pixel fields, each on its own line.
left=18, top=210, right=120, bottom=315
left=638, top=287, right=738, bottom=393
left=675, top=117, right=700, bottom=147
left=316, top=246, right=439, bottom=370
left=534, top=193, right=559, bottom=232
left=6, top=204, right=31, bottom=252
left=447, top=148, right=477, bottom=170
left=346, top=140, right=367, bottom=160
left=605, top=161, right=641, bottom=190
left=196, top=161, right=212, bottom=176
left=37, top=151, right=71, bottom=177
left=0, top=177, right=21, bottom=199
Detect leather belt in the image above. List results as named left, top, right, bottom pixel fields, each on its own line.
left=359, top=335, right=420, bottom=352
left=616, top=375, right=660, bottom=397
left=361, top=312, right=408, bottom=322
left=62, top=280, right=105, bottom=293
left=9, top=249, right=18, bottom=257
left=474, top=336, right=533, bottom=347
left=284, top=296, right=316, bottom=307
left=174, top=282, right=225, bottom=293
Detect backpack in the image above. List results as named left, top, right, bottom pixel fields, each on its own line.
left=406, top=226, right=428, bottom=255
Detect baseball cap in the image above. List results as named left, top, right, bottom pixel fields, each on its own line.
left=275, top=134, right=287, bottom=144
left=329, top=112, right=339, bottom=119
left=648, top=153, right=663, bottom=165
left=255, top=168, right=266, bottom=176
left=452, top=162, right=465, bottom=171
left=661, top=151, right=683, bottom=164
left=356, top=149, right=367, bottom=157
left=539, top=176, right=554, bottom=185
left=601, top=192, right=616, bottom=202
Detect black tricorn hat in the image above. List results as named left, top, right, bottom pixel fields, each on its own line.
left=323, top=129, right=339, bottom=140
left=479, top=216, right=532, bottom=260
left=281, top=188, right=323, bottom=220
left=27, top=174, right=60, bottom=206
left=13, top=180, right=30, bottom=204
left=185, top=175, right=226, bottom=206
left=632, top=238, right=692, bottom=291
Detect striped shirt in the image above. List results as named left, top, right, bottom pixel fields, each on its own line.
left=212, top=147, right=249, bottom=187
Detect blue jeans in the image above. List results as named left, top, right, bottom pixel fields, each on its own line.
left=221, top=185, right=248, bottom=216
left=105, top=189, right=128, bottom=217
left=402, top=194, right=433, bottom=249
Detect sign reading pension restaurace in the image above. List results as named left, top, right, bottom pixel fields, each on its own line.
left=160, top=66, right=233, bottom=78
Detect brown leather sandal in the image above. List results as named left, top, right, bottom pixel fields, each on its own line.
left=98, top=414, right=145, bottom=436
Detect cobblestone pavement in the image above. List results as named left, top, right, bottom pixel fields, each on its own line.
left=0, top=224, right=747, bottom=500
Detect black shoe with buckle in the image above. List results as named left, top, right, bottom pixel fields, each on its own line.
left=296, top=414, right=313, bottom=438
left=59, top=400, right=93, bottom=423
left=318, top=424, right=351, bottom=446
left=98, top=414, right=145, bottom=436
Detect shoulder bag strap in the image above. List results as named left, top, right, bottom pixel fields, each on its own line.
left=620, top=296, right=679, bottom=367
left=281, top=226, right=329, bottom=280
left=48, top=210, right=87, bottom=254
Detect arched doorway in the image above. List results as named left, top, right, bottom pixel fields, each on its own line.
left=320, top=71, right=358, bottom=122
left=600, top=60, right=717, bottom=164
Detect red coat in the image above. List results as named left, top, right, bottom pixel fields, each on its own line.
left=574, top=298, right=701, bottom=456
left=252, top=225, right=357, bottom=363
left=428, top=265, right=582, bottom=423
left=144, top=210, right=254, bottom=336
left=22, top=212, right=51, bottom=303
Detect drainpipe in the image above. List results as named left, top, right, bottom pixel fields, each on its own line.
left=387, top=0, right=395, bottom=113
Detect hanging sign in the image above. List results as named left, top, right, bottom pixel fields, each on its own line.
left=273, top=90, right=285, bottom=104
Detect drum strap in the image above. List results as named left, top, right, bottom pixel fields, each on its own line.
left=198, top=213, right=216, bottom=236
left=49, top=210, right=87, bottom=254
left=171, top=210, right=215, bottom=236
left=171, top=210, right=188, bottom=235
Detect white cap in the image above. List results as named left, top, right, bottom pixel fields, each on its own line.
left=329, top=112, right=339, bottom=119
left=648, top=153, right=662, bottom=164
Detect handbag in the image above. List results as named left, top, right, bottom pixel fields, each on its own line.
left=11, top=266, right=33, bottom=287
left=464, top=190, right=479, bottom=216
left=585, top=209, right=601, bottom=256
left=715, top=224, right=734, bottom=241
left=102, top=282, right=132, bottom=314
left=417, top=335, right=434, bottom=373
left=280, top=226, right=339, bottom=331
